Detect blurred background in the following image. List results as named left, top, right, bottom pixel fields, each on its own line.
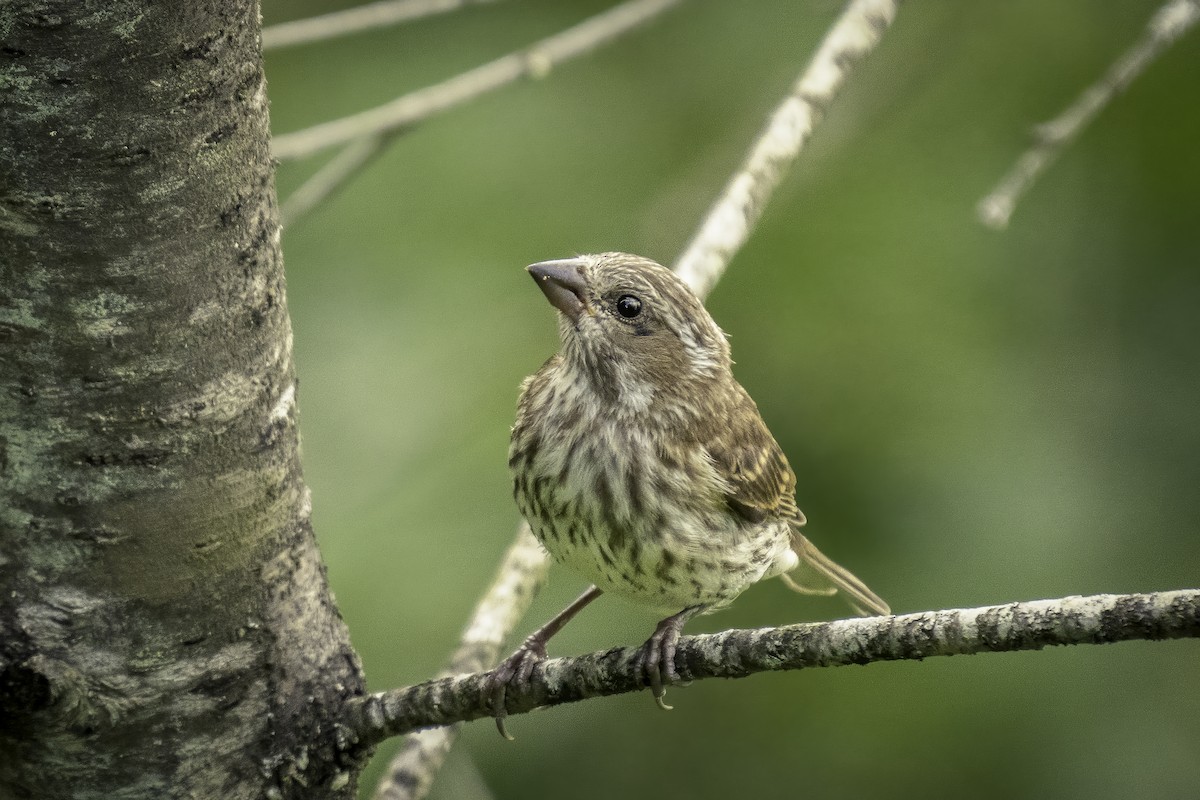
left=262, top=2, right=1200, bottom=798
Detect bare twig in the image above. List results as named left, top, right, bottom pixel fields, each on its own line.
left=371, top=527, right=548, bottom=800
left=978, top=0, right=1200, bottom=230
left=271, top=0, right=684, bottom=162
left=263, top=0, right=504, bottom=52
left=673, top=0, right=902, bottom=298
left=343, top=590, right=1200, bottom=746
left=280, top=137, right=385, bottom=228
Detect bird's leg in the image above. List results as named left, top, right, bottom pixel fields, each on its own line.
left=636, top=605, right=705, bottom=711
left=486, top=584, right=603, bottom=740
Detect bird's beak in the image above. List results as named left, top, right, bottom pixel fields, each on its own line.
left=527, top=258, right=590, bottom=321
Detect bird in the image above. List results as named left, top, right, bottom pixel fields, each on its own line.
left=489, top=252, right=889, bottom=738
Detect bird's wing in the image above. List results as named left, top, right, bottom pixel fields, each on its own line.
left=704, top=386, right=890, bottom=618
left=703, top=386, right=806, bottom=527
left=700, top=388, right=892, bottom=618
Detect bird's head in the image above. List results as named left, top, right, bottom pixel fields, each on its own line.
left=526, top=253, right=731, bottom=408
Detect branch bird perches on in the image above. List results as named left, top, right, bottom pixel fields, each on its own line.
left=343, top=591, right=1200, bottom=748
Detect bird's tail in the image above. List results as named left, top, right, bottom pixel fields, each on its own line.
left=786, top=534, right=891, bottom=618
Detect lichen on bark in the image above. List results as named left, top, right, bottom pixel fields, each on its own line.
left=0, top=2, right=367, bottom=797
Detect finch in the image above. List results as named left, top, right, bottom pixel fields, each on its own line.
left=490, top=252, right=889, bottom=737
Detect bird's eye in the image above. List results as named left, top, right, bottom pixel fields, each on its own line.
left=615, top=295, right=642, bottom=319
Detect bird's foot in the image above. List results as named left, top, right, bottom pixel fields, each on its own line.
left=483, top=585, right=604, bottom=739
left=485, top=637, right=547, bottom=740
left=635, top=606, right=703, bottom=711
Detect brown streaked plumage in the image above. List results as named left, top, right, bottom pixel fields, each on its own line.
left=488, top=252, right=889, bottom=738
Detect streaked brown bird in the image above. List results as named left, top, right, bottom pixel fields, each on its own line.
left=490, top=252, right=889, bottom=738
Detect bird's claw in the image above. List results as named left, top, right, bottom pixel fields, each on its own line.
left=637, top=641, right=671, bottom=710
left=635, top=612, right=691, bottom=712
left=485, top=640, right=546, bottom=740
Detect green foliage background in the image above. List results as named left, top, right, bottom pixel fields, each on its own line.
left=263, top=2, right=1200, bottom=797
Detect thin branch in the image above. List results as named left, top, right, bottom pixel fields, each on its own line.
left=673, top=0, right=902, bottom=299
left=263, top=0, right=504, bottom=52
left=977, top=0, right=1200, bottom=230
left=280, top=137, right=385, bottom=228
left=342, top=590, right=1200, bottom=747
left=370, top=526, right=548, bottom=800
left=271, top=0, right=685, bottom=162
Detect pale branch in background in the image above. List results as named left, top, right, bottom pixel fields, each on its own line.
left=356, top=590, right=1200, bottom=742
left=271, top=0, right=684, bottom=162
left=371, top=527, right=548, bottom=800
left=277, top=0, right=682, bottom=226
left=345, top=590, right=1200, bottom=744
left=977, top=0, right=1200, bottom=230
left=281, top=136, right=384, bottom=227
left=263, top=0, right=505, bottom=51
left=673, top=0, right=902, bottom=299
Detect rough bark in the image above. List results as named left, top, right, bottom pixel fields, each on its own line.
left=343, top=590, right=1200, bottom=743
left=0, top=2, right=367, bottom=798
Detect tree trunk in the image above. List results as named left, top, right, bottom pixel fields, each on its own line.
left=0, top=2, right=368, bottom=797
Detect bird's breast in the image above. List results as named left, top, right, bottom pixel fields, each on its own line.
left=509, top=366, right=794, bottom=610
